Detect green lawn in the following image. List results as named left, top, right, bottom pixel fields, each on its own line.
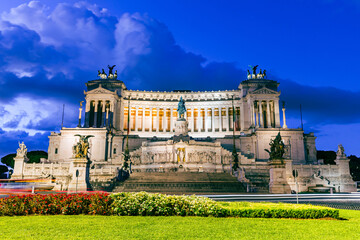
left=0, top=210, right=359, bottom=239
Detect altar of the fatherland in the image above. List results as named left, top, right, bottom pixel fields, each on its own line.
left=12, top=66, right=356, bottom=194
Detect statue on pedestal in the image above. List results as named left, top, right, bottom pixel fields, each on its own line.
left=265, top=132, right=285, bottom=162
left=336, top=144, right=346, bottom=159
left=16, top=142, right=27, bottom=158
left=177, top=97, right=186, bottom=119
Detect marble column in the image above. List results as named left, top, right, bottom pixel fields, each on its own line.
left=250, top=100, right=255, bottom=128
left=282, top=107, right=288, bottom=128
left=84, top=101, right=91, bottom=128
left=266, top=101, right=271, bottom=128
left=274, top=100, right=281, bottom=127
left=93, top=101, right=98, bottom=128
left=191, top=107, right=195, bottom=133
left=101, top=101, right=106, bottom=127
left=142, top=107, right=145, bottom=132
left=163, top=108, right=166, bottom=132
left=211, top=107, right=215, bottom=132
left=105, top=105, right=109, bottom=127
left=120, top=100, right=124, bottom=131
left=225, top=107, right=229, bottom=132
left=127, top=106, right=132, bottom=133
left=259, top=101, right=263, bottom=128
left=205, top=107, right=208, bottom=132
left=156, top=108, right=159, bottom=133
left=255, top=102, right=259, bottom=128
left=150, top=107, right=153, bottom=132
left=198, top=108, right=201, bottom=132
left=269, top=102, right=274, bottom=127
left=134, top=106, right=138, bottom=132
left=170, top=108, right=173, bottom=132
left=111, top=102, right=115, bottom=128
left=219, top=108, right=223, bottom=132
left=240, top=103, right=244, bottom=131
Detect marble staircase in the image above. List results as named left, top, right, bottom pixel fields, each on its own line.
left=112, top=172, right=246, bottom=194
left=243, top=168, right=270, bottom=193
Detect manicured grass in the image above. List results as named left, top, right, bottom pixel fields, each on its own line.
left=0, top=209, right=359, bottom=239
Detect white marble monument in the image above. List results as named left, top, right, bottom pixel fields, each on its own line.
left=11, top=65, right=356, bottom=193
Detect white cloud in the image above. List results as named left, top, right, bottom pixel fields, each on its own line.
left=0, top=97, right=62, bottom=135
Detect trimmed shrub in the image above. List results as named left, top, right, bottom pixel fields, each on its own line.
left=111, top=192, right=225, bottom=217
left=111, top=192, right=339, bottom=219
left=219, top=202, right=339, bottom=219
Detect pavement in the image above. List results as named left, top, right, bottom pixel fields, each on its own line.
left=200, top=192, right=360, bottom=210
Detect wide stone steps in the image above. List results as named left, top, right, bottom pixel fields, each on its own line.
left=244, top=170, right=270, bottom=193
left=112, top=172, right=246, bottom=194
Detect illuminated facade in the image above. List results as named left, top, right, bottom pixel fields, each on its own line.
left=12, top=67, right=356, bottom=193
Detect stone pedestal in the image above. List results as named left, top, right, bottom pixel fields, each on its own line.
left=173, top=118, right=190, bottom=142
left=174, top=118, right=188, bottom=136
left=269, top=159, right=291, bottom=194
left=335, top=157, right=357, bottom=192
left=68, top=158, right=89, bottom=192
left=12, top=156, right=27, bottom=179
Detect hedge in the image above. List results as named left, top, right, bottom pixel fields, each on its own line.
left=111, top=192, right=225, bottom=217
left=219, top=202, right=339, bottom=219
left=0, top=192, right=339, bottom=219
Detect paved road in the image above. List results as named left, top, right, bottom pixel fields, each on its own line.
left=201, top=193, right=360, bottom=210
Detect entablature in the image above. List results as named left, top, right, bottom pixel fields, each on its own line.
left=121, top=99, right=242, bottom=109
left=123, top=89, right=241, bottom=101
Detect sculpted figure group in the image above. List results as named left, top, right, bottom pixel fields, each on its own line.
left=187, top=151, right=215, bottom=163
left=336, top=144, right=346, bottom=159
left=265, top=132, right=285, bottom=160
left=247, top=65, right=267, bottom=79
left=16, top=141, right=27, bottom=158
left=97, top=65, right=118, bottom=79
left=73, top=135, right=94, bottom=159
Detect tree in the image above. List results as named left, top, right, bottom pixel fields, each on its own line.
left=317, top=151, right=360, bottom=181
left=317, top=150, right=336, bottom=165
left=349, top=155, right=360, bottom=181
left=1, top=151, right=48, bottom=168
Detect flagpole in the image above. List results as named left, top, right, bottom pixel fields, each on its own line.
left=300, top=104, right=303, bottom=130
left=61, top=104, right=65, bottom=129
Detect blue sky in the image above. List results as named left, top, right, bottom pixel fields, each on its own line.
left=0, top=0, right=359, bottom=158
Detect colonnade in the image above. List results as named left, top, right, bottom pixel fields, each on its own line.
left=249, top=99, right=280, bottom=128
left=85, top=100, right=114, bottom=128
left=123, top=106, right=241, bottom=133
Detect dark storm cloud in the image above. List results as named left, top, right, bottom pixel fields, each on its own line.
left=0, top=1, right=359, bottom=158
left=0, top=128, right=49, bottom=158
left=0, top=71, right=88, bottom=102
left=279, top=79, right=360, bottom=126
left=25, top=103, right=79, bottom=132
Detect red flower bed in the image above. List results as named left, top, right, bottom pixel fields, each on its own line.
left=0, top=193, right=113, bottom=216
